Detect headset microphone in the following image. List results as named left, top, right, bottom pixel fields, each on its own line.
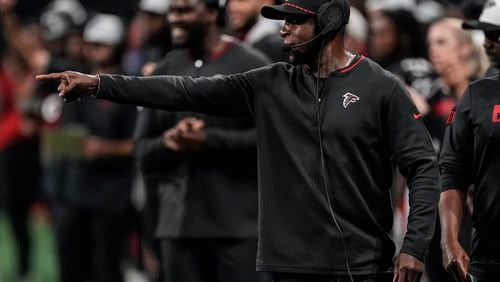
left=282, top=32, right=323, bottom=54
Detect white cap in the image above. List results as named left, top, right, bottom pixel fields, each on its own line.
left=40, top=11, right=72, bottom=40
left=414, top=0, right=443, bottom=24
left=366, top=0, right=416, bottom=12
left=83, top=14, right=125, bottom=45
left=463, top=0, right=500, bottom=31
left=49, top=0, right=87, bottom=26
left=346, top=7, right=368, bottom=42
left=139, top=0, right=170, bottom=15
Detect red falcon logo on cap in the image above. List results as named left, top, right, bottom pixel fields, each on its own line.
left=342, top=93, right=360, bottom=109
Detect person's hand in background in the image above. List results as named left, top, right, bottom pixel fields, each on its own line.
left=163, top=117, right=205, bottom=153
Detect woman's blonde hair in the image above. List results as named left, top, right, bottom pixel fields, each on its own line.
left=432, top=17, right=490, bottom=77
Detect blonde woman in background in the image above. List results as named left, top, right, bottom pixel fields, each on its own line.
left=427, top=17, right=489, bottom=102
left=424, top=16, right=488, bottom=282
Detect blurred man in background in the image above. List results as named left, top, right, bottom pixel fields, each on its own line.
left=440, top=0, right=500, bottom=281
left=368, top=8, right=434, bottom=98
left=134, top=0, right=271, bottom=281
left=46, top=14, right=137, bottom=282
left=463, top=0, right=500, bottom=75
left=0, top=44, right=40, bottom=282
left=0, top=0, right=53, bottom=279
left=424, top=16, right=488, bottom=282
left=226, top=0, right=286, bottom=62
left=123, top=0, right=171, bottom=76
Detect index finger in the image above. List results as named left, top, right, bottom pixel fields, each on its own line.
left=397, top=268, right=407, bottom=282
left=35, top=73, right=66, bottom=81
left=407, top=269, right=422, bottom=282
left=447, top=263, right=466, bottom=282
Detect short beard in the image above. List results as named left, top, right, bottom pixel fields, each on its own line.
left=283, top=37, right=324, bottom=66
left=186, top=24, right=207, bottom=59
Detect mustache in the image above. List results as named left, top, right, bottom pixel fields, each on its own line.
left=282, top=43, right=294, bottom=54
left=171, top=23, right=190, bottom=30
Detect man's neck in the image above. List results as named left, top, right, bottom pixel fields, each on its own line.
left=189, top=28, right=226, bottom=61
left=311, top=38, right=353, bottom=78
left=232, top=17, right=258, bottom=41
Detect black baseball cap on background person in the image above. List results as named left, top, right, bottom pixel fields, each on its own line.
left=463, top=0, right=500, bottom=32
left=261, top=0, right=331, bottom=20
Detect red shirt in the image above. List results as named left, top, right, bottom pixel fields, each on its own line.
left=0, top=71, right=23, bottom=150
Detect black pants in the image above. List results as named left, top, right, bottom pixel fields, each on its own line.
left=272, top=273, right=393, bottom=282
left=0, top=141, right=39, bottom=276
left=471, top=270, right=500, bottom=282
left=54, top=204, right=129, bottom=282
left=161, top=238, right=272, bottom=282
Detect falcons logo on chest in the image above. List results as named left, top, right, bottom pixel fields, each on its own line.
left=342, top=93, right=360, bottom=109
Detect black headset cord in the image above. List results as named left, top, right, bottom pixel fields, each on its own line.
left=316, top=38, right=354, bottom=282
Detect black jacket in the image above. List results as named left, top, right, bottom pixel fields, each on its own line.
left=97, top=56, right=439, bottom=275
left=440, top=73, right=500, bottom=279
left=47, top=99, right=137, bottom=214
left=134, top=43, right=269, bottom=238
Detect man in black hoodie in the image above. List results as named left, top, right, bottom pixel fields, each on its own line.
left=37, top=0, right=439, bottom=281
left=440, top=0, right=500, bottom=281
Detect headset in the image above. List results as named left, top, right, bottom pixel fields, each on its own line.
left=282, top=0, right=350, bottom=53
left=316, top=0, right=350, bottom=37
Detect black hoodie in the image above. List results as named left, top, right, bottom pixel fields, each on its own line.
left=97, top=56, right=439, bottom=275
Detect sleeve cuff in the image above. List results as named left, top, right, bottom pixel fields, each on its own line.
left=202, top=129, right=220, bottom=149
left=93, top=74, right=102, bottom=98
left=400, top=244, right=427, bottom=262
left=440, top=176, right=469, bottom=193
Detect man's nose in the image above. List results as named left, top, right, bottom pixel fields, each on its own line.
left=168, top=12, right=182, bottom=25
left=280, top=23, right=290, bottom=38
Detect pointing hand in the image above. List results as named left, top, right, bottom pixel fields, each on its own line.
left=36, top=71, right=99, bottom=102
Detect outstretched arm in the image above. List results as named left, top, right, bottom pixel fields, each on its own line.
left=36, top=70, right=256, bottom=117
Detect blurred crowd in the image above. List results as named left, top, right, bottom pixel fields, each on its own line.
left=0, top=0, right=498, bottom=281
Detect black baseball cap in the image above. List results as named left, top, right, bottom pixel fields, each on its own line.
left=261, top=0, right=329, bottom=20
left=463, top=0, right=500, bottom=32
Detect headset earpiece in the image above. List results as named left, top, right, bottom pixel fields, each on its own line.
left=316, top=0, right=350, bottom=36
